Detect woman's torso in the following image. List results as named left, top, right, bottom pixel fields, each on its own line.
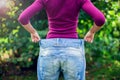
left=43, top=0, right=85, bottom=38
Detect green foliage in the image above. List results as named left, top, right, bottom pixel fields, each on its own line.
left=78, top=0, right=120, bottom=79
left=0, top=0, right=120, bottom=79
left=2, top=72, right=37, bottom=80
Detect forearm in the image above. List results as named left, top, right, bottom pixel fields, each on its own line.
left=21, top=22, right=40, bottom=42
left=21, top=22, right=37, bottom=34
left=89, top=23, right=102, bottom=33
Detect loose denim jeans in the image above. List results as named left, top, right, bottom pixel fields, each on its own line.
left=37, top=38, right=86, bottom=80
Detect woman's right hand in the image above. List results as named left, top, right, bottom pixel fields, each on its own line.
left=84, top=31, right=95, bottom=43
left=31, top=32, right=40, bottom=43
left=84, top=23, right=102, bottom=43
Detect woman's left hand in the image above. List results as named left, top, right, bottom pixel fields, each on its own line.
left=31, top=32, right=40, bottom=43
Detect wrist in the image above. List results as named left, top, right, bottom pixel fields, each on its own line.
left=89, top=29, right=95, bottom=34
left=30, top=30, right=37, bottom=34
left=30, top=31, right=36, bottom=34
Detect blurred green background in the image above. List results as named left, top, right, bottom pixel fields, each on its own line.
left=0, top=0, right=120, bottom=80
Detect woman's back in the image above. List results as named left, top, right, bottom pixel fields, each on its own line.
left=44, top=0, right=83, bottom=38
left=18, top=1, right=106, bottom=80
left=18, top=0, right=105, bottom=38
left=45, top=0, right=81, bottom=16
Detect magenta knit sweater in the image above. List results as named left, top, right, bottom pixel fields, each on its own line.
left=18, top=0, right=105, bottom=38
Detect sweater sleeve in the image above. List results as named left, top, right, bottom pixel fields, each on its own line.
left=81, top=0, right=105, bottom=26
left=18, top=0, right=44, bottom=25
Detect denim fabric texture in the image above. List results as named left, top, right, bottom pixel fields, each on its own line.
left=37, top=38, right=86, bottom=80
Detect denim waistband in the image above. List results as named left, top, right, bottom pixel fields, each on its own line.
left=39, top=38, right=84, bottom=47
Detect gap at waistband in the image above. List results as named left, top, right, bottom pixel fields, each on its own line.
left=39, top=38, right=84, bottom=47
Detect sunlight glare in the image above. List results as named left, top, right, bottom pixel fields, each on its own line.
left=0, top=0, right=7, bottom=8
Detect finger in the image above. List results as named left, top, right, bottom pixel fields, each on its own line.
left=90, top=40, right=93, bottom=43
left=34, top=35, right=39, bottom=40
left=84, top=37, right=89, bottom=42
left=84, top=38, right=88, bottom=42
left=37, top=36, right=40, bottom=40
left=84, top=36, right=86, bottom=40
left=90, top=39, right=93, bottom=43
left=89, top=39, right=93, bottom=43
left=32, top=38, right=37, bottom=43
left=36, top=36, right=40, bottom=42
left=37, top=38, right=40, bottom=42
left=32, top=36, right=37, bottom=42
left=37, top=37, right=40, bottom=41
left=34, top=38, right=38, bottom=43
left=35, top=38, right=40, bottom=43
left=35, top=39, right=39, bottom=42
left=84, top=36, right=87, bottom=41
left=32, top=39, right=34, bottom=42
left=84, top=37, right=86, bottom=41
left=33, top=39, right=36, bottom=43
left=87, top=38, right=91, bottom=42
left=85, top=38, right=92, bottom=43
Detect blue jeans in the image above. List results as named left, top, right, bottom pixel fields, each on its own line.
left=37, top=38, right=86, bottom=80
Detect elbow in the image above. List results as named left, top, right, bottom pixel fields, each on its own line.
left=94, top=14, right=106, bottom=27
left=18, top=14, right=29, bottom=25
left=18, top=16, right=23, bottom=25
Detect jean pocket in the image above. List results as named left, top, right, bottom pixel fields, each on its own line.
left=65, top=46, right=85, bottom=57
left=39, top=47, right=59, bottom=57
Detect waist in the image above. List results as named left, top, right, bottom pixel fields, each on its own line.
left=39, top=38, right=84, bottom=48
left=46, top=32, right=78, bottom=39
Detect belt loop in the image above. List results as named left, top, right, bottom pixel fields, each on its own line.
left=80, top=39, right=83, bottom=46
left=57, top=38, right=59, bottom=44
left=81, top=39, right=84, bottom=46
left=55, top=38, right=59, bottom=46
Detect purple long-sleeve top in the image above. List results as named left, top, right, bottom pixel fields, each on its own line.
left=18, top=0, right=105, bottom=38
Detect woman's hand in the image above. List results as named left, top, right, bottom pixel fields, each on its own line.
left=31, top=32, right=40, bottom=43
left=84, top=31, right=95, bottom=43
left=84, top=23, right=102, bottom=43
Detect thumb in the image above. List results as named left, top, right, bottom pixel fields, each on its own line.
left=36, top=35, right=40, bottom=40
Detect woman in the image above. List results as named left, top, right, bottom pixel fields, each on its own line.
left=18, top=0, right=105, bottom=80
